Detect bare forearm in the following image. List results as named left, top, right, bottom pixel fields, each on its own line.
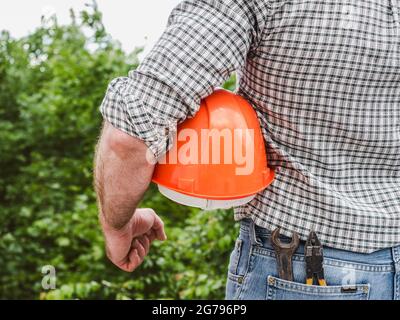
left=94, top=121, right=155, bottom=229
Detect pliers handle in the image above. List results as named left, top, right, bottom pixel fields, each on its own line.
left=306, top=277, right=327, bottom=286
left=305, top=231, right=327, bottom=286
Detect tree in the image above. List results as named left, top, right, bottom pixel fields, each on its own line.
left=0, top=2, right=238, bottom=299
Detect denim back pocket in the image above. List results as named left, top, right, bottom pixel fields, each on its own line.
left=266, top=276, right=370, bottom=300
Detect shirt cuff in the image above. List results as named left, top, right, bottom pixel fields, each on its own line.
left=99, top=77, right=177, bottom=161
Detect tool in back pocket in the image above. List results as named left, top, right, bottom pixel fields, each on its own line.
left=271, top=228, right=300, bottom=282
left=305, top=231, right=327, bottom=286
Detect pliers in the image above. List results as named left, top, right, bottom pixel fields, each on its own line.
left=305, top=231, right=327, bottom=286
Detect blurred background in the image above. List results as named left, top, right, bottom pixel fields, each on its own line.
left=0, top=1, right=238, bottom=299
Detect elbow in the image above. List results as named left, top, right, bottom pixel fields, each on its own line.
left=102, top=121, right=152, bottom=162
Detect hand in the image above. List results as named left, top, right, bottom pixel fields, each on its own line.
left=100, top=208, right=167, bottom=272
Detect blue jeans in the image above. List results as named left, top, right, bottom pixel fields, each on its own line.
left=226, top=219, right=400, bottom=300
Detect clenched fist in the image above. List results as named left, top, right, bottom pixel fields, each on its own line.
left=100, top=208, right=167, bottom=272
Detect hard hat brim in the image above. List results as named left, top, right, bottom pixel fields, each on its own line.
left=153, top=169, right=275, bottom=201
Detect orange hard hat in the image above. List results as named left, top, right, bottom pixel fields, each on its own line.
left=152, top=89, right=275, bottom=210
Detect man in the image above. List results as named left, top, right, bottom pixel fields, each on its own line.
left=94, top=0, right=400, bottom=300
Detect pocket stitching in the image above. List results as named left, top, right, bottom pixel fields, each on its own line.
left=266, top=275, right=370, bottom=299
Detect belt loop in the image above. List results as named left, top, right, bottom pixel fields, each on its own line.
left=392, top=245, right=400, bottom=300
left=392, top=246, right=400, bottom=271
left=249, top=219, right=263, bottom=246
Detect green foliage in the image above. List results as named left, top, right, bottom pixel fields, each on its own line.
left=0, top=3, right=238, bottom=299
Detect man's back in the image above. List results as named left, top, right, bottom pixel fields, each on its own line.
left=235, top=0, right=400, bottom=253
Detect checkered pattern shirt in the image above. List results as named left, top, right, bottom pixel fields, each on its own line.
left=100, top=0, right=400, bottom=253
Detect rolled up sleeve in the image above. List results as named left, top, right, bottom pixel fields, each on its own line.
left=100, top=0, right=269, bottom=160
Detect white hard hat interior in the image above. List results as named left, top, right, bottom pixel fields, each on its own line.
left=157, top=185, right=255, bottom=210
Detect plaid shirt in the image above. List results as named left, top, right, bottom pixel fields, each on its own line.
left=100, top=0, right=400, bottom=253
